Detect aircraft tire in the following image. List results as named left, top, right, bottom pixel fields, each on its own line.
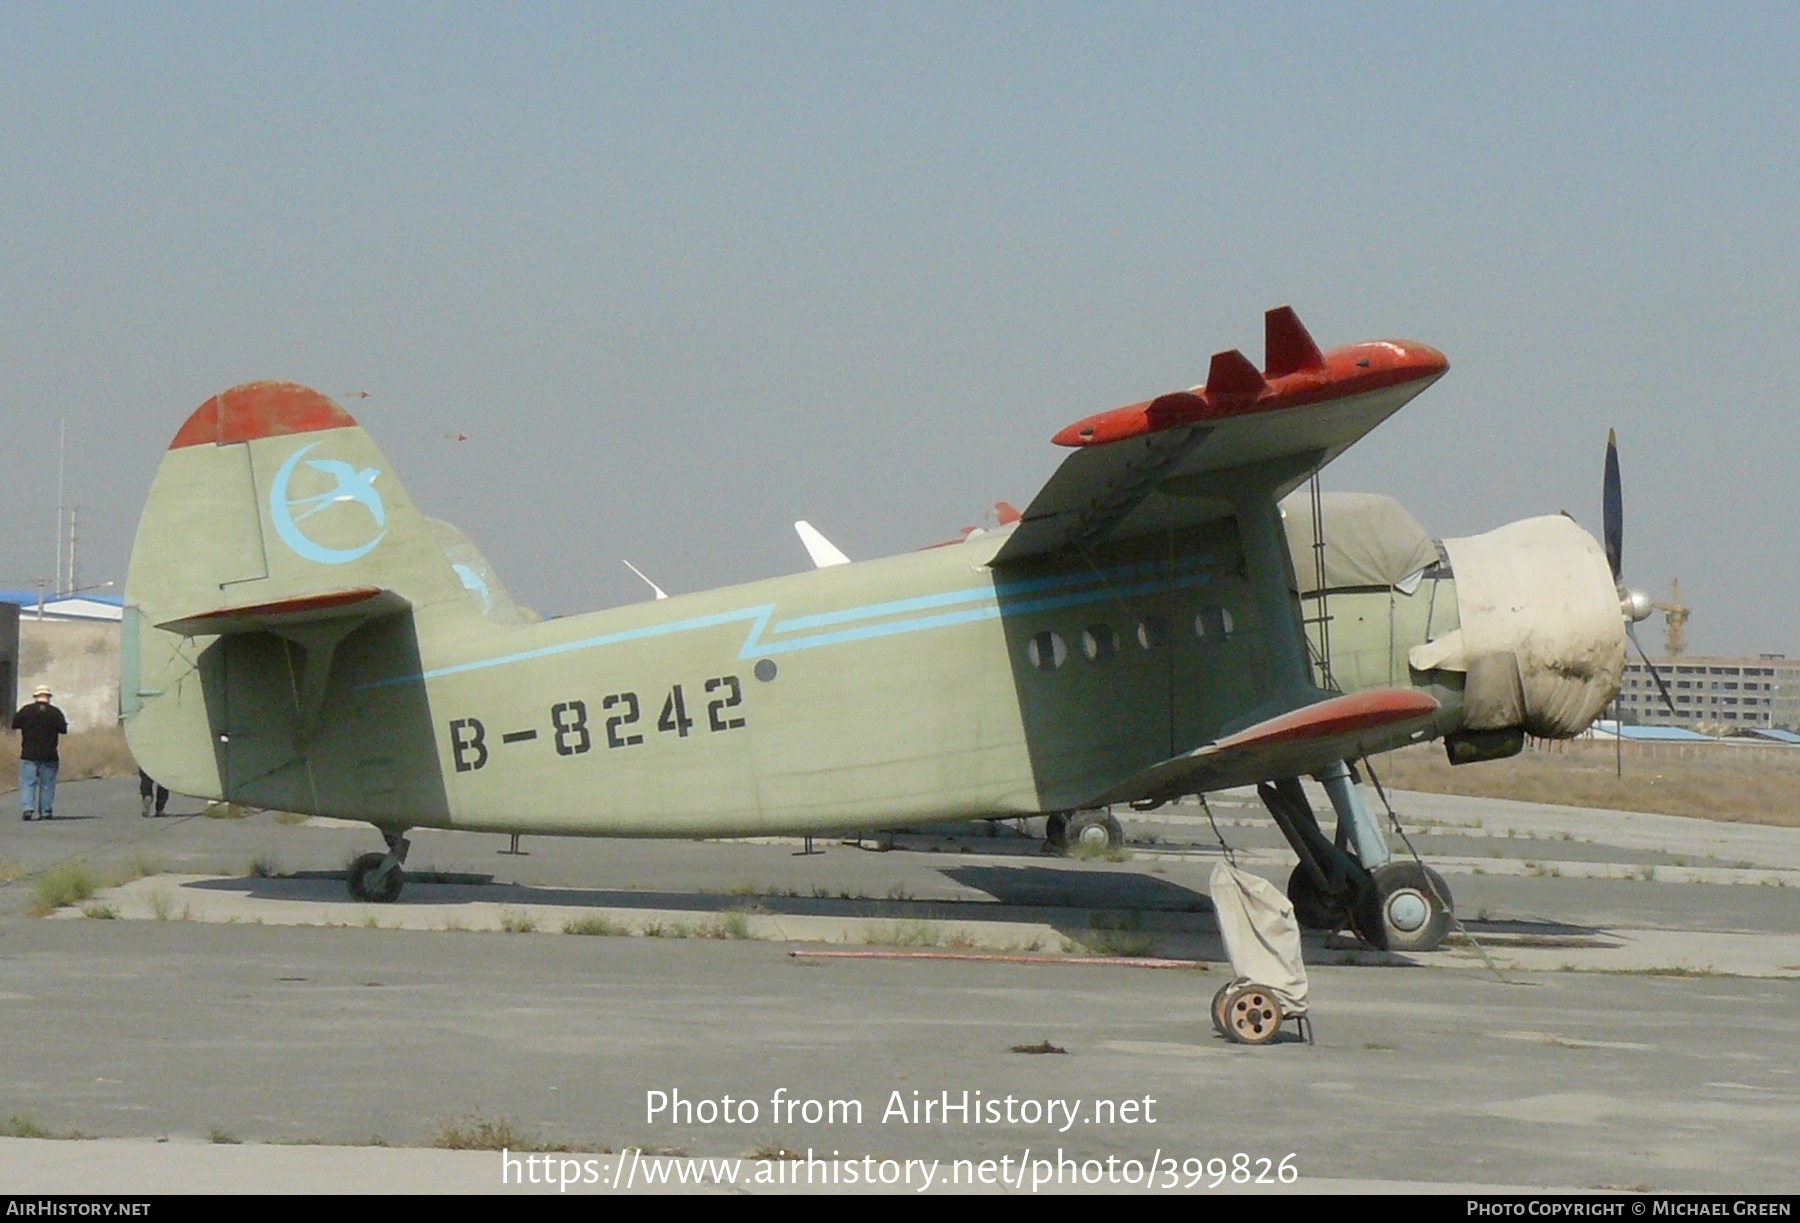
left=1285, top=865, right=1348, bottom=932
left=1044, top=813, right=1068, bottom=851
left=347, top=851, right=404, bottom=904
left=1066, top=809, right=1124, bottom=851
left=1356, top=861, right=1452, bottom=953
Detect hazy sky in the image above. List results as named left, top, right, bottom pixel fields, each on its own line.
left=2, top=4, right=1795, bottom=655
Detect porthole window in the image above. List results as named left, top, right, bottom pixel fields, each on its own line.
left=1195, top=606, right=1237, bottom=640
left=1082, top=624, right=1118, bottom=665
left=1135, top=614, right=1169, bottom=650
left=1026, top=630, right=1067, bottom=670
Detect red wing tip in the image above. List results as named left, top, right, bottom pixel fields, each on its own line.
left=169, top=382, right=358, bottom=450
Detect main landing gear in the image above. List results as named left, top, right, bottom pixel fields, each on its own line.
left=1260, top=764, right=1453, bottom=952
left=1044, top=808, right=1125, bottom=853
left=347, top=828, right=411, bottom=903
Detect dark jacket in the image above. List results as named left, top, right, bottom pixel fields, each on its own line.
left=12, top=702, right=69, bottom=763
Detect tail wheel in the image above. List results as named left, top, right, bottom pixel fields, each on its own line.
left=347, top=852, right=404, bottom=903
left=1286, top=865, right=1349, bottom=932
left=1225, top=986, right=1284, bottom=1045
left=1355, top=861, right=1452, bottom=952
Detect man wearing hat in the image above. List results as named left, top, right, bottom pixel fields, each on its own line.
left=11, top=685, right=69, bottom=821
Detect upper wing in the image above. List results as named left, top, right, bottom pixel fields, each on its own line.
left=992, top=308, right=1447, bottom=567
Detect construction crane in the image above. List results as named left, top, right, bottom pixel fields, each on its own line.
left=1654, top=578, right=1690, bottom=657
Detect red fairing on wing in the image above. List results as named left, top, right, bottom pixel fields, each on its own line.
left=1052, top=308, right=1448, bottom=447
left=1213, top=689, right=1441, bottom=752
left=169, top=382, right=358, bottom=449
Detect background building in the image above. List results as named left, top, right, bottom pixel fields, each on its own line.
left=1615, top=654, right=1800, bottom=732
left=0, top=591, right=123, bottom=731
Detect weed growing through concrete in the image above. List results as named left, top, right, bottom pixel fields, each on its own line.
left=4, top=1114, right=90, bottom=1140
left=864, top=920, right=942, bottom=948
left=80, top=903, right=118, bottom=920
left=562, top=915, right=625, bottom=937
left=208, top=1128, right=239, bottom=1145
left=272, top=811, right=310, bottom=825
left=429, top=1112, right=574, bottom=1152
left=499, top=909, right=538, bottom=933
left=1010, top=1041, right=1067, bottom=1055
left=1070, top=841, right=1132, bottom=863
left=1083, top=914, right=1153, bottom=957
left=247, top=854, right=280, bottom=879
left=31, top=863, right=97, bottom=913
left=148, top=888, right=176, bottom=921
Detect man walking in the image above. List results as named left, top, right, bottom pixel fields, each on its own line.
left=12, top=684, right=69, bottom=821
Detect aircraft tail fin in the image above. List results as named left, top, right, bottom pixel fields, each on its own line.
left=122, top=383, right=474, bottom=806
left=127, top=382, right=468, bottom=629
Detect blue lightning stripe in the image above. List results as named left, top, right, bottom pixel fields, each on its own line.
left=369, top=557, right=1224, bottom=687
left=769, top=554, right=1216, bottom=635
left=747, top=571, right=1216, bottom=656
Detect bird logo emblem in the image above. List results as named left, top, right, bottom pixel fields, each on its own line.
left=269, top=442, right=389, bottom=565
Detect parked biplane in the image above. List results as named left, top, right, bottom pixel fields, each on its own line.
left=122, top=307, right=1651, bottom=951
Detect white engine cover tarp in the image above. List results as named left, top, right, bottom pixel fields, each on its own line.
left=1406, top=515, right=1624, bottom=738
left=1280, top=491, right=1439, bottom=593
left=1209, top=863, right=1308, bottom=1014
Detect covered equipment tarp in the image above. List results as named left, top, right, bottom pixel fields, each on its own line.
left=1280, top=490, right=1439, bottom=593
left=1209, top=862, right=1308, bottom=1014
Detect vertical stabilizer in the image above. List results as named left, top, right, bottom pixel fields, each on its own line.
left=124, top=383, right=467, bottom=816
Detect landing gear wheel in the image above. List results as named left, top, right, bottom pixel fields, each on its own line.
left=1211, top=983, right=1235, bottom=1037
left=347, top=852, right=404, bottom=903
left=1044, top=813, right=1068, bottom=851
left=1066, top=809, right=1124, bottom=852
left=1355, top=861, right=1452, bottom=952
left=1224, top=985, right=1284, bottom=1045
left=1286, top=865, right=1348, bottom=932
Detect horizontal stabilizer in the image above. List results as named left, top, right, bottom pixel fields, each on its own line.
left=155, top=587, right=410, bottom=637
left=1091, top=688, right=1441, bottom=805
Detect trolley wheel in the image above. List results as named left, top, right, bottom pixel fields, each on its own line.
left=1224, top=985, right=1284, bottom=1045
left=1211, top=983, right=1235, bottom=1037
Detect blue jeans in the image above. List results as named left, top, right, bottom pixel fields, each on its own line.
left=21, top=760, right=58, bottom=817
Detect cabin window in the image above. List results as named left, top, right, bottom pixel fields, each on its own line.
left=1136, top=614, right=1169, bottom=650
left=1026, top=630, right=1067, bottom=671
left=1194, top=606, right=1236, bottom=640
left=1082, top=624, right=1118, bottom=665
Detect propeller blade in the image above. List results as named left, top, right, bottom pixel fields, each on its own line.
left=1627, top=621, right=1676, bottom=716
left=1603, top=429, right=1623, bottom=581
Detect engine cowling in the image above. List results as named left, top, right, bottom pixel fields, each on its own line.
left=1408, top=515, right=1626, bottom=739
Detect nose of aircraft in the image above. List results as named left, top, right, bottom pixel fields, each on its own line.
left=1408, top=515, right=1627, bottom=739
